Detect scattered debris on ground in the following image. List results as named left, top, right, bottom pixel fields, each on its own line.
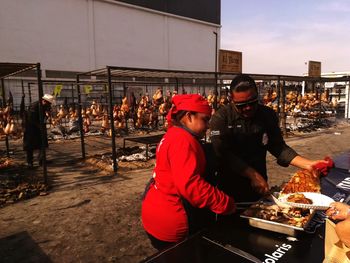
left=0, top=160, right=48, bottom=207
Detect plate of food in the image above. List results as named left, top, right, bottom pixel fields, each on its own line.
left=278, top=192, right=334, bottom=210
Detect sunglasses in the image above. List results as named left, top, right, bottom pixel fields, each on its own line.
left=233, top=98, right=259, bottom=109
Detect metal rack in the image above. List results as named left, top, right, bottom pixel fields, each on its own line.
left=0, top=62, right=48, bottom=184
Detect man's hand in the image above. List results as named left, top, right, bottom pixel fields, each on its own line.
left=290, top=156, right=334, bottom=178
left=243, top=167, right=269, bottom=195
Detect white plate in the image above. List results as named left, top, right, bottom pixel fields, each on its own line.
left=271, top=194, right=292, bottom=208
left=278, top=192, right=334, bottom=210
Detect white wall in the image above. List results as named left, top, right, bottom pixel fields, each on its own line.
left=0, top=0, right=220, bottom=73
left=0, top=0, right=91, bottom=72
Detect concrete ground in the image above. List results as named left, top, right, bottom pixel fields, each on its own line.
left=0, top=121, right=350, bottom=263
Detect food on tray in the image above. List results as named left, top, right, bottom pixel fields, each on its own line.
left=242, top=203, right=311, bottom=228
left=241, top=169, right=323, bottom=230
left=280, top=169, right=320, bottom=194
left=278, top=192, right=334, bottom=210
left=286, top=193, right=313, bottom=204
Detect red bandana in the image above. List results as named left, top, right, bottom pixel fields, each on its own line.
left=166, top=94, right=211, bottom=126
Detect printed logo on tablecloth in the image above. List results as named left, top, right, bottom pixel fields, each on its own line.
left=263, top=243, right=292, bottom=263
left=337, top=177, right=350, bottom=192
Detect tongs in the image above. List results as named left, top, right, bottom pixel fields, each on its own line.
left=235, top=201, right=258, bottom=210
left=235, top=188, right=286, bottom=210
left=236, top=198, right=274, bottom=210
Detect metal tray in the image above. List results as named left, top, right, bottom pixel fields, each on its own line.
left=240, top=204, right=315, bottom=237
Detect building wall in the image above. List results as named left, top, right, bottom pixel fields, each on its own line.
left=0, top=0, right=220, bottom=75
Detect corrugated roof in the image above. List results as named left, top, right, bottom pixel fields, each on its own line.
left=79, top=66, right=217, bottom=80
left=0, top=62, right=37, bottom=79
left=78, top=66, right=350, bottom=83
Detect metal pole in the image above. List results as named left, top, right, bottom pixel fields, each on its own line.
left=21, top=80, right=25, bottom=121
left=21, top=79, right=25, bottom=96
left=76, top=75, right=86, bottom=159
left=277, top=77, right=281, bottom=119
left=1, top=78, right=10, bottom=157
left=123, top=82, right=127, bottom=97
left=36, top=63, right=48, bottom=185
left=123, top=82, right=128, bottom=134
left=213, top=31, right=218, bottom=110
left=347, top=79, right=350, bottom=120
left=175, top=78, right=179, bottom=93
left=107, top=67, right=118, bottom=173
left=71, top=84, right=75, bottom=104
left=280, top=80, right=287, bottom=137
left=28, top=83, right=32, bottom=104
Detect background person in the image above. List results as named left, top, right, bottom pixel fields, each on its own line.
left=23, top=94, right=54, bottom=168
left=141, top=94, right=235, bottom=250
left=210, top=74, right=332, bottom=202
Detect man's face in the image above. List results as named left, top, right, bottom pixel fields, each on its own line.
left=41, top=100, right=52, bottom=112
left=232, top=89, right=258, bottom=119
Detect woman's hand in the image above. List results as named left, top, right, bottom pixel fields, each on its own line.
left=326, top=202, right=350, bottom=220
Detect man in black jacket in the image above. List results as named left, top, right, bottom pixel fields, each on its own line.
left=23, top=94, right=54, bottom=168
left=210, top=74, right=328, bottom=202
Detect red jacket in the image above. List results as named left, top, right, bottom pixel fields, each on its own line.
left=142, top=126, right=235, bottom=242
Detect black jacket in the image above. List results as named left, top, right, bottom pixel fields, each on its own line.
left=210, top=103, right=298, bottom=201
left=23, top=101, right=49, bottom=150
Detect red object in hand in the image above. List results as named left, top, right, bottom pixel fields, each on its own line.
left=313, top=156, right=334, bottom=177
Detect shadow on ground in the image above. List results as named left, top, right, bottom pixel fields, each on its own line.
left=0, top=231, right=53, bottom=263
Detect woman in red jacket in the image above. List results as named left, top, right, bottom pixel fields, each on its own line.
left=141, top=94, right=235, bottom=250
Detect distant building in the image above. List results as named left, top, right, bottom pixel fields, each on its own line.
left=1, top=0, right=220, bottom=76
left=322, top=72, right=350, bottom=119
left=0, top=0, right=221, bottom=106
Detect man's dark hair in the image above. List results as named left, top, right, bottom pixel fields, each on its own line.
left=230, top=74, right=258, bottom=93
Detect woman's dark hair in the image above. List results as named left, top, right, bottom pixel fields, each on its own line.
left=230, top=74, right=258, bottom=93
left=171, top=110, right=196, bottom=126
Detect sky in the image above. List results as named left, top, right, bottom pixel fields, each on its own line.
left=220, top=0, right=350, bottom=76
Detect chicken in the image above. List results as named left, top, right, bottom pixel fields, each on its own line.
left=120, top=97, right=130, bottom=118
left=90, top=100, right=97, bottom=115
left=101, top=114, right=109, bottom=133
left=147, top=106, right=158, bottom=128
left=4, top=118, right=14, bottom=135
left=152, top=88, right=163, bottom=107
left=82, top=109, right=91, bottom=133
left=136, top=105, right=145, bottom=128
left=159, top=97, right=172, bottom=117
left=57, top=105, right=67, bottom=119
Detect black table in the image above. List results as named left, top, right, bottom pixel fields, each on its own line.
left=123, top=133, right=164, bottom=159
left=142, top=151, right=350, bottom=263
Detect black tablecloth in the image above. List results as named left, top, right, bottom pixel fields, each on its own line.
left=333, top=150, right=350, bottom=171
left=142, top=151, right=350, bottom=263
